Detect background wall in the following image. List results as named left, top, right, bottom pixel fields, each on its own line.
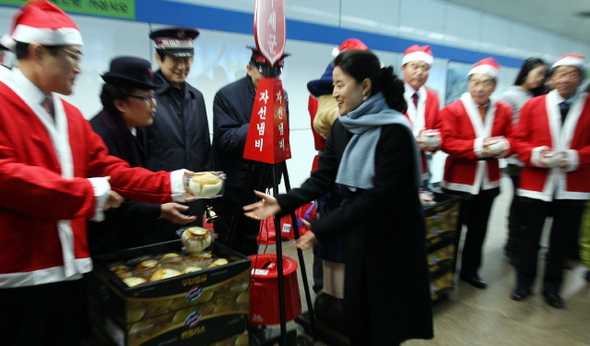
left=0, top=0, right=588, bottom=187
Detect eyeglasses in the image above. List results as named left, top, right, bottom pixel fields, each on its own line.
left=60, top=47, right=83, bottom=64
left=468, top=79, right=495, bottom=88
left=553, top=70, right=581, bottom=81
left=167, top=56, right=193, bottom=67
left=406, top=62, right=430, bottom=72
left=127, top=93, right=157, bottom=104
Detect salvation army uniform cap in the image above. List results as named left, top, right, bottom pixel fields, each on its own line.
left=149, top=27, right=199, bottom=57
left=248, top=46, right=290, bottom=67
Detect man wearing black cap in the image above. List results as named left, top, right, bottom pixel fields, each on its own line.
left=88, top=56, right=197, bottom=256
left=146, top=27, right=213, bottom=243
left=211, top=47, right=289, bottom=256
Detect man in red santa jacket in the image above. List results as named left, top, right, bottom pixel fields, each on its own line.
left=0, top=2, right=192, bottom=344
left=440, top=57, right=513, bottom=289
left=402, top=44, right=441, bottom=184
left=510, top=53, right=590, bottom=309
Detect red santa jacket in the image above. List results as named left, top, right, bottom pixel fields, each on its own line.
left=405, top=86, right=441, bottom=178
left=0, top=75, right=175, bottom=288
left=440, top=93, right=513, bottom=195
left=511, top=90, right=590, bottom=202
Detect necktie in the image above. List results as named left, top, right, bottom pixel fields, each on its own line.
left=412, top=93, right=418, bottom=108
left=478, top=105, right=487, bottom=122
left=42, top=97, right=54, bottom=120
left=559, top=101, right=570, bottom=124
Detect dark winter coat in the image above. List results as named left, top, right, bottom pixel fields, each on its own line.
left=88, top=109, right=160, bottom=256
left=276, top=119, right=433, bottom=345
left=212, top=76, right=287, bottom=201
left=212, top=76, right=263, bottom=197
left=143, top=70, right=212, bottom=239
left=146, top=70, right=212, bottom=172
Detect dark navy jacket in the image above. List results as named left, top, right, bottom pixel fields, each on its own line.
left=146, top=70, right=212, bottom=172
left=144, top=70, right=212, bottom=239
left=212, top=76, right=288, bottom=201
left=88, top=109, right=160, bottom=256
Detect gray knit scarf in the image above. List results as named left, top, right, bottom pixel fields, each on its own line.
left=336, top=92, right=422, bottom=191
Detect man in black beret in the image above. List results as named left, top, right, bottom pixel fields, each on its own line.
left=88, top=56, right=197, bottom=256
left=145, top=27, right=213, bottom=243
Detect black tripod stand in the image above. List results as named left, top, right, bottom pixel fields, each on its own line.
left=226, top=159, right=316, bottom=345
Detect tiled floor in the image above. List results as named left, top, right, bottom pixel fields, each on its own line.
left=262, top=176, right=590, bottom=345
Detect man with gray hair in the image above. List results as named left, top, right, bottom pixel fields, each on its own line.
left=511, top=53, right=590, bottom=309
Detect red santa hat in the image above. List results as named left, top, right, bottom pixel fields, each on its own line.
left=551, top=53, right=585, bottom=72
left=10, top=0, right=83, bottom=46
left=468, top=57, right=500, bottom=79
left=402, top=45, right=433, bottom=66
left=332, top=38, right=368, bottom=56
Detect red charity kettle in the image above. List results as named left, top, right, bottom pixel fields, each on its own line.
left=248, top=254, right=302, bottom=325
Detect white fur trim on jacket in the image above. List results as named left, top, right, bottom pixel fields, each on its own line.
left=564, top=149, right=579, bottom=172
left=2, top=69, right=81, bottom=279
left=0, top=259, right=91, bottom=288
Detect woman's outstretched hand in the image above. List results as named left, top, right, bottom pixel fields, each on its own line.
left=243, top=190, right=282, bottom=220
left=296, top=231, right=319, bottom=250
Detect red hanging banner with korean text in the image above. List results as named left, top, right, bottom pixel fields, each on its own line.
left=243, top=78, right=291, bottom=164
left=253, top=0, right=286, bottom=67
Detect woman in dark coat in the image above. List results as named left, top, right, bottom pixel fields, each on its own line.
left=244, top=50, right=433, bottom=345
left=88, top=56, right=196, bottom=256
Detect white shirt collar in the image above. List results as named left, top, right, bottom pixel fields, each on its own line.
left=554, top=90, right=578, bottom=105
left=12, top=67, right=50, bottom=106
left=404, top=82, right=417, bottom=94
left=404, top=82, right=425, bottom=99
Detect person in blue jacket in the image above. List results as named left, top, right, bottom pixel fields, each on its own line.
left=211, top=47, right=289, bottom=256
left=144, top=28, right=213, bottom=243
left=88, top=56, right=196, bottom=256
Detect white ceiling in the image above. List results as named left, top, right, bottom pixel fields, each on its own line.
left=444, top=0, right=590, bottom=45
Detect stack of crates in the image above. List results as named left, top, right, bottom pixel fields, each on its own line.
left=87, top=240, right=251, bottom=346
left=423, top=192, right=460, bottom=302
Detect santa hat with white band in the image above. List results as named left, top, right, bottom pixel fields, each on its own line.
left=10, top=0, right=83, bottom=47
left=402, top=45, right=433, bottom=66
left=551, top=53, right=585, bottom=73
left=468, top=57, right=500, bottom=79
left=332, top=38, right=368, bottom=57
